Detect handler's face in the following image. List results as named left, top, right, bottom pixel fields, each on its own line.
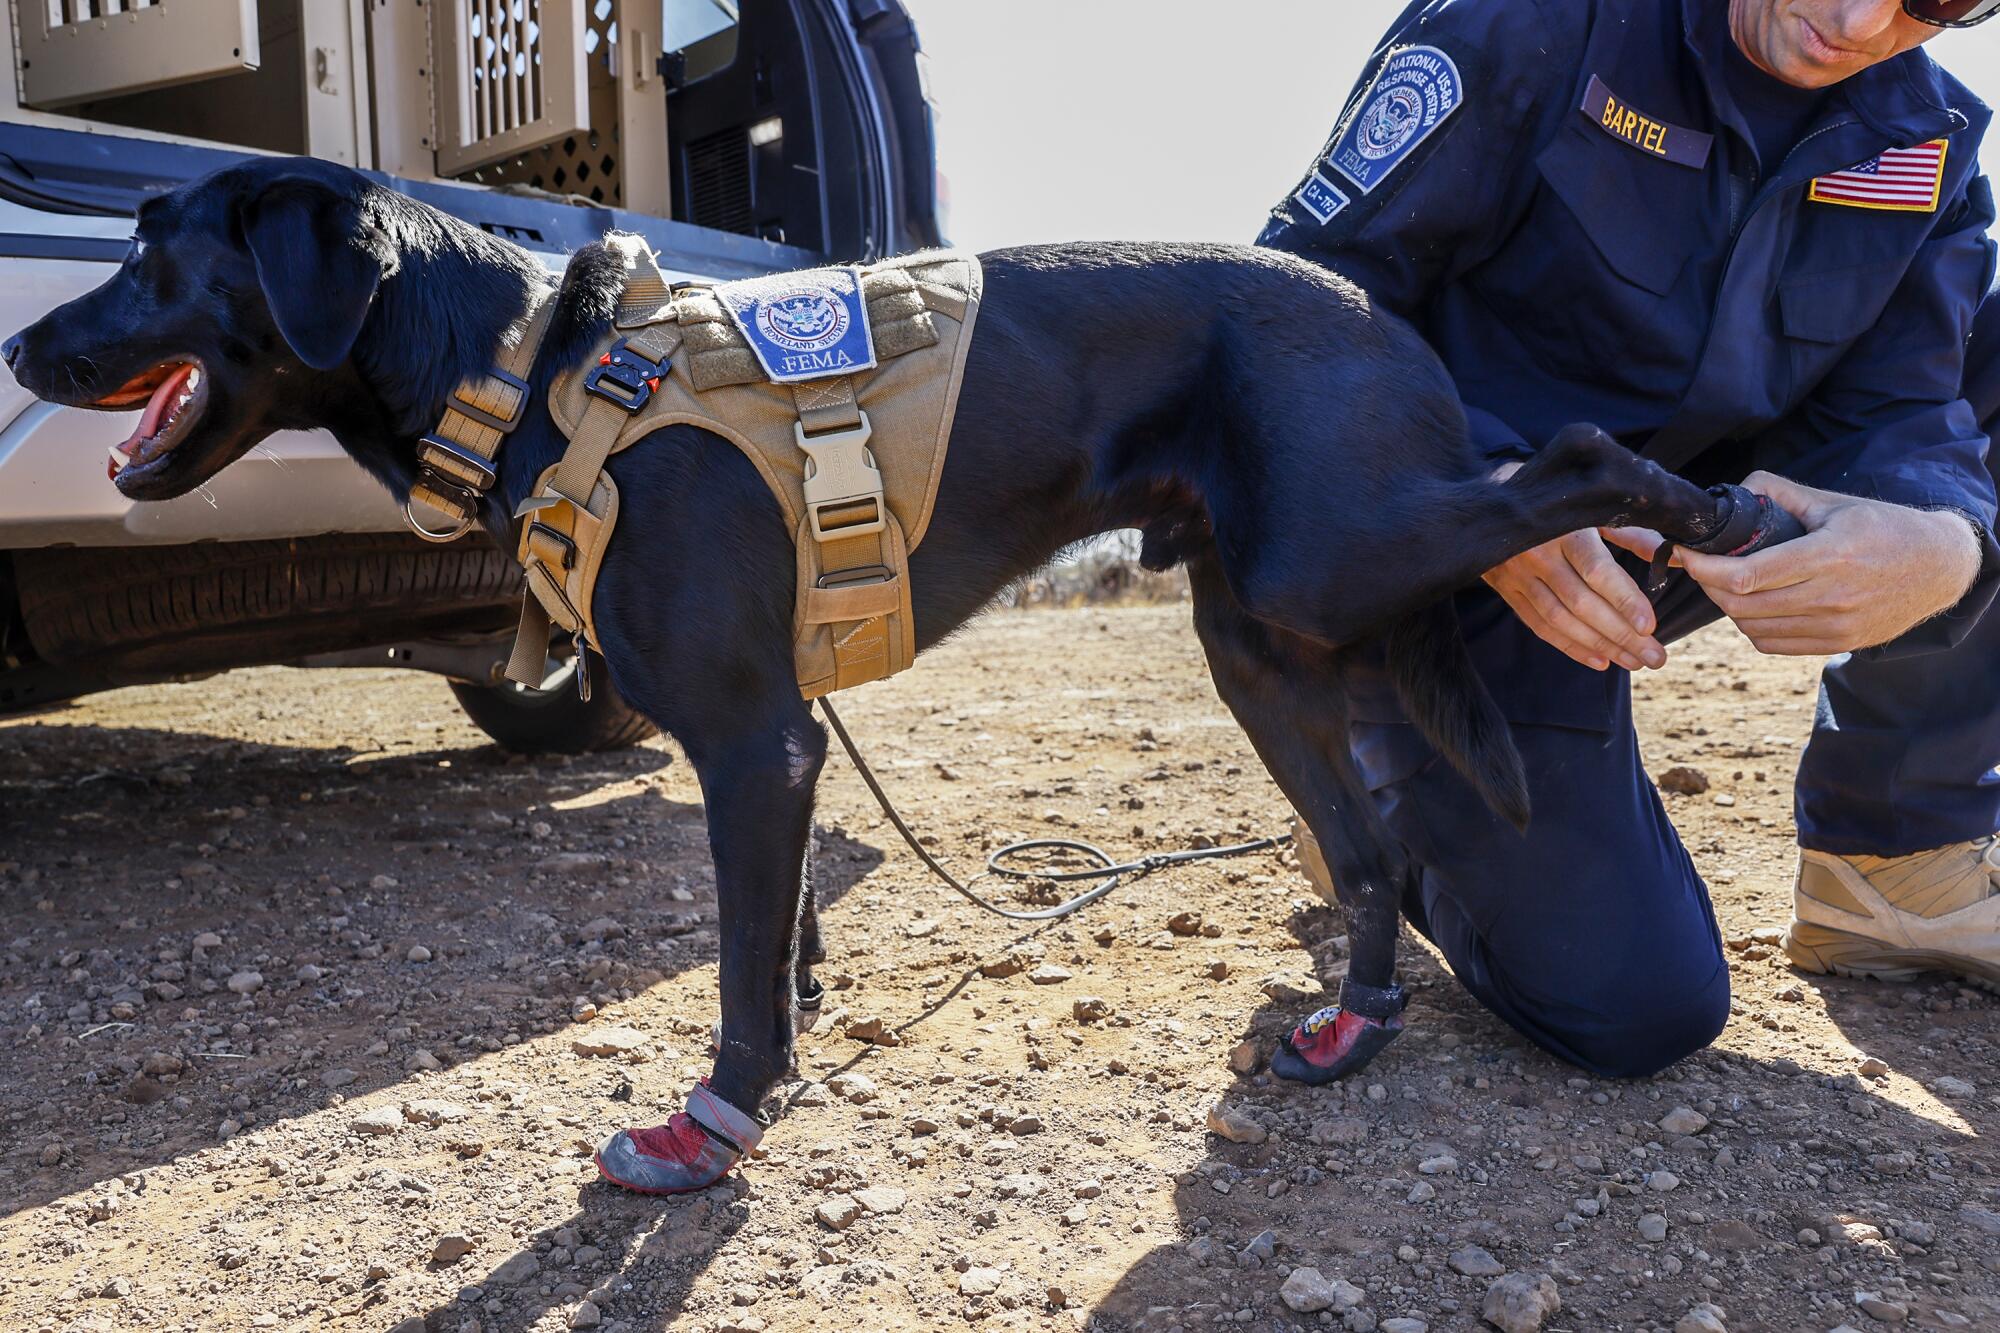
left=1730, top=0, right=1943, bottom=87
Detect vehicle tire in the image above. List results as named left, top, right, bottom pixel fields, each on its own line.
left=14, top=533, right=523, bottom=675
left=448, top=661, right=658, bottom=754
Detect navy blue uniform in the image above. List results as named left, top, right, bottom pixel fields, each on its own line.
left=1259, top=0, right=2000, bottom=1076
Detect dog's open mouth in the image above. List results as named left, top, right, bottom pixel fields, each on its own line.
left=94, top=360, right=208, bottom=481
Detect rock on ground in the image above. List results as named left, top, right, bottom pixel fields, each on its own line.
left=569, top=1027, right=650, bottom=1058
left=1659, top=1105, right=1709, bottom=1135
left=1675, top=1302, right=1729, bottom=1333
left=1206, top=1101, right=1267, bottom=1145
left=1449, top=1245, right=1505, bottom=1277
left=1482, top=1271, right=1561, bottom=1333
left=350, top=1106, right=402, bottom=1136
left=1279, top=1267, right=1362, bottom=1314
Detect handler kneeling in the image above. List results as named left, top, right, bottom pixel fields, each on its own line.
left=1261, top=0, right=2000, bottom=1080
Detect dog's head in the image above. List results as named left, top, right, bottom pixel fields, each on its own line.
left=3, top=156, right=398, bottom=499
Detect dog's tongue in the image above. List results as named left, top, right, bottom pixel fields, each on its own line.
left=107, top=362, right=196, bottom=479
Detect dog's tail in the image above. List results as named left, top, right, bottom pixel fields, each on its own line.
left=1384, top=602, right=1530, bottom=832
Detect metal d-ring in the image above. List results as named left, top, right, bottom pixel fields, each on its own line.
left=403, top=498, right=476, bottom=544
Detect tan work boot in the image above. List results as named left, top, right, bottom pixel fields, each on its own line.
left=1784, top=837, right=2000, bottom=992
left=1292, top=816, right=1337, bottom=906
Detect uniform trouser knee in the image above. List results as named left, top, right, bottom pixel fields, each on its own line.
left=1403, top=850, right=1732, bottom=1079
left=1545, top=964, right=1731, bottom=1080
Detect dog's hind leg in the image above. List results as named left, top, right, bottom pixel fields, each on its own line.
left=1219, top=424, right=1728, bottom=650
left=1187, top=552, right=1409, bottom=1085
left=794, top=871, right=826, bottom=1035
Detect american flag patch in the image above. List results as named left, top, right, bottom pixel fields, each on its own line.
left=1808, top=139, right=1949, bottom=213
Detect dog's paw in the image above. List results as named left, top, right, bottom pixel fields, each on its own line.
left=593, top=1084, right=766, bottom=1195
left=593, top=1119, right=740, bottom=1195
left=1270, top=1006, right=1403, bottom=1085
left=1269, top=981, right=1407, bottom=1086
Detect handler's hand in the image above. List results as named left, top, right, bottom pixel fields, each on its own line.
left=1482, top=463, right=1667, bottom=672
left=1675, top=471, right=1984, bottom=655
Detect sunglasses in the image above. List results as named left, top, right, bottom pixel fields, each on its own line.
left=1905, top=0, right=2000, bottom=27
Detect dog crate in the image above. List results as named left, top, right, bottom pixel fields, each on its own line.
left=1, top=0, right=689, bottom=213
left=0, top=0, right=904, bottom=261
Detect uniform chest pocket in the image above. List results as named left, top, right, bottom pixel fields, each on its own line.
left=1778, top=263, right=1904, bottom=344
left=1778, top=261, right=1907, bottom=401
left=1468, top=126, right=1703, bottom=385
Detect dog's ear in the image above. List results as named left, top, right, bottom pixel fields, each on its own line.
left=239, top=176, right=383, bottom=371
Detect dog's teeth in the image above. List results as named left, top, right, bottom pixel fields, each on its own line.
left=184, top=365, right=200, bottom=391
left=108, top=444, right=130, bottom=474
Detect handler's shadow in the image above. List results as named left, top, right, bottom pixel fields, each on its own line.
left=0, top=718, right=882, bottom=1239
left=1085, top=899, right=2000, bottom=1333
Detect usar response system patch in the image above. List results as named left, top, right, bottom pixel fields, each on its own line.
left=1323, top=45, right=1463, bottom=194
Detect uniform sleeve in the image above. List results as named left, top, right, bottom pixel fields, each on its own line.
left=1770, top=169, right=2000, bottom=655
left=1257, top=0, right=1570, bottom=464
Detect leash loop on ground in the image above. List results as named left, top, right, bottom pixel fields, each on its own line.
left=817, top=698, right=1290, bottom=921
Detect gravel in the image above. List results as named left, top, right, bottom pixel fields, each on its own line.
left=0, top=611, right=1991, bottom=1333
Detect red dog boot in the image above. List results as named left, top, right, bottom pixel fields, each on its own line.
left=594, top=1082, right=766, bottom=1195
left=1269, top=979, right=1406, bottom=1086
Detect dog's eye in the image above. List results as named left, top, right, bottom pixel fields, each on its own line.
left=126, top=237, right=148, bottom=264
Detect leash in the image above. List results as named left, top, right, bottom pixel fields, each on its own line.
left=816, top=697, right=1292, bottom=921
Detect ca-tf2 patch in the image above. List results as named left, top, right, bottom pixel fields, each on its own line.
left=1294, top=170, right=1351, bottom=224
left=1326, top=44, right=1463, bottom=194
left=720, top=266, right=878, bottom=383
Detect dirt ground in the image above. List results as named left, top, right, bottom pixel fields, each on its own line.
left=1, top=604, right=1995, bottom=1333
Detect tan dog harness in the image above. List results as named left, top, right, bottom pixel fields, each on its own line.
left=405, top=235, right=982, bottom=700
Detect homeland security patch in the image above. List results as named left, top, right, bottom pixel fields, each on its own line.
left=719, top=266, right=878, bottom=383
left=1294, top=170, right=1351, bottom=223
left=1326, top=45, right=1463, bottom=194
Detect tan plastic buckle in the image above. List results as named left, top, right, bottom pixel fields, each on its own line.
left=795, top=411, right=887, bottom=543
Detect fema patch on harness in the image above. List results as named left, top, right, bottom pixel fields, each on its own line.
left=1294, top=170, right=1351, bottom=223
left=719, top=266, right=877, bottom=383
left=1327, top=44, right=1463, bottom=194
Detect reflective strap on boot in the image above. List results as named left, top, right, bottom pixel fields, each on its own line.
left=685, top=1083, right=766, bottom=1157
left=1337, top=978, right=1408, bottom=1022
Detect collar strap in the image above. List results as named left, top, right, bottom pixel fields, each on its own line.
left=405, top=287, right=558, bottom=543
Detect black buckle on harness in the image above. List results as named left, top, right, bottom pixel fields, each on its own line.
left=448, top=367, right=531, bottom=434
left=584, top=338, right=665, bottom=412
left=527, top=521, right=577, bottom=571
left=417, top=434, right=499, bottom=492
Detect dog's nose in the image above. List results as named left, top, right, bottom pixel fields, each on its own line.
left=1, top=335, right=22, bottom=372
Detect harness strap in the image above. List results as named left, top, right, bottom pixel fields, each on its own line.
left=504, top=242, right=677, bottom=687
left=406, top=287, right=557, bottom=542
left=792, top=375, right=864, bottom=436
left=789, top=375, right=904, bottom=691
left=506, top=592, right=556, bottom=688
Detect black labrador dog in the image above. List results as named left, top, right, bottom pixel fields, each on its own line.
left=5, top=157, right=1747, bottom=1193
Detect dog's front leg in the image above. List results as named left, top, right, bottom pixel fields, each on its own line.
left=595, top=705, right=825, bottom=1194
left=705, top=712, right=826, bottom=1101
